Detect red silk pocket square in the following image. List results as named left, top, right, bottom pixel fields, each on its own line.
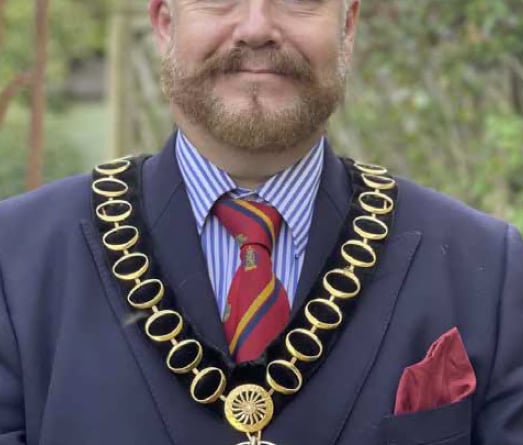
left=394, top=327, right=476, bottom=415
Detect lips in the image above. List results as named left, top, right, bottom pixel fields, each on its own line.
left=239, top=69, right=277, bottom=73
left=236, top=69, right=283, bottom=76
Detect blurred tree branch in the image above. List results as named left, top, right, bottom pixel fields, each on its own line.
left=0, top=0, right=31, bottom=127
left=0, top=72, right=31, bottom=125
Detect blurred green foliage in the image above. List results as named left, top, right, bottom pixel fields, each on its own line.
left=0, top=0, right=112, bottom=199
left=330, top=0, right=523, bottom=229
left=1, top=0, right=113, bottom=97
left=0, top=104, right=85, bottom=199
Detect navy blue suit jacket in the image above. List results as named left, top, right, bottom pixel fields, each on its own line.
left=1, top=135, right=523, bottom=445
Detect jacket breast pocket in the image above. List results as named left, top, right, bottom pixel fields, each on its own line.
left=379, top=396, right=471, bottom=445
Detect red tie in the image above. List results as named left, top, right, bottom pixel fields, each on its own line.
left=213, top=199, right=290, bottom=363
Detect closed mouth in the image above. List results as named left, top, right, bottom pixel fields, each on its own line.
left=239, top=70, right=279, bottom=74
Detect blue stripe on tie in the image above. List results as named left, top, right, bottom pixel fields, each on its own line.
left=222, top=200, right=273, bottom=246
left=232, top=280, right=283, bottom=358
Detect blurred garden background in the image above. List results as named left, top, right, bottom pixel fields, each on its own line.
left=1, top=0, right=522, bottom=229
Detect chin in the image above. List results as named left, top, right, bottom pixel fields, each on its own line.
left=217, top=93, right=298, bottom=115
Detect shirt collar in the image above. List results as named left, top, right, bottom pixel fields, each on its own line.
left=175, top=131, right=325, bottom=255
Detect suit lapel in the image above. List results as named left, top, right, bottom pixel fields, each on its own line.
left=141, top=134, right=229, bottom=354
left=269, top=230, right=422, bottom=445
left=293, top=142, right=352, bottom=314
left=82, top=134, right=237, bottom=444
left=274, top=144, right=423, bottom=444
left=82, top=220, right=239, bottom=445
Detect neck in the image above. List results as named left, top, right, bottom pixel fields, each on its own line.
left=175, top=117, right=325, bottom=189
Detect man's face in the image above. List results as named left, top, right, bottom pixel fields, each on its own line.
left=154, top=0, right=358, bottom=152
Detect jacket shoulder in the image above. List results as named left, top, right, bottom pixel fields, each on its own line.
left=394, top=176, right=510, bottom=237
left=0, top=174, right=92, bottom=245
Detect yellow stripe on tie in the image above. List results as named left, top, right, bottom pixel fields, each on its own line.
left=236, top=200, right=276, bottom=245
left=228, top=276, right=276, bottom=355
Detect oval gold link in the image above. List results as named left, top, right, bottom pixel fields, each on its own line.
left=358, top=191, right=394, bottom=215
left=323, top=269, right=361, bottom=299
left=341, top=239, right=377, bottom=268
left=103, top=225, right=139, bottom=252
left=92, top=177, right=129, bottom=198
left=361, top=173, right=396, bottom=191
left=166, top=339, right=203, bottom=374
left=285, top=328, right=323, bottom=363
left=112, top=252, right=149, bottom=281
left=353, top=215, right=388, bottom=241
left=96, top=200, right=132, bottom=223
left=304, top=299, right=343, bottom=330
left=145, top=310, right=183, bottom=342
left=127, top=278, right=164, bottom=309
left=266, top=360, right=303, bottom=395
left=95, top=159, right=131, bottom=176
left=190, top=367, right=227, bottom=404
left=353, top=161, right=388, bottom=175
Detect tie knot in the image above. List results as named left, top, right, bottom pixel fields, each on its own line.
left=213, top=199, right=282, bottom=251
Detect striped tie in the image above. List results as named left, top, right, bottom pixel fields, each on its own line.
left=213, top=199, right=290, bottom=363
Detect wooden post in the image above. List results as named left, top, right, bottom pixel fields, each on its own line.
left=26, top=0, right=50, bottom=190
left=108, top=0, right=172, bottom=157
left=108, top=0, right=132, bottom=158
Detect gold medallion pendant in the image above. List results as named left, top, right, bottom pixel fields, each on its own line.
left=225, top=384, right=274, bottom=444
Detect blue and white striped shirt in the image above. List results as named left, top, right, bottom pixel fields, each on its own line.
left=176, top=131, right=324, bottom=318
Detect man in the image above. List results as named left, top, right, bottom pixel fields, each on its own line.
left=0, top=0, right=522, bottom=443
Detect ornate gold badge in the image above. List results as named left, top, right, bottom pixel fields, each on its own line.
left=236, top=234, right=248, bottom=246
left=225, top=384, right=274, bottom=434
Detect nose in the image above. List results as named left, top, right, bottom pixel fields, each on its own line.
left=232, top=0, right=282, bottom=49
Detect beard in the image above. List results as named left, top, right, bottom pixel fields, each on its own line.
left=160, top=43, right=348, bottom=153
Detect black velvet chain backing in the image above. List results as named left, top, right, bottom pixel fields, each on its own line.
left=91, top=156, right=398, bottom=418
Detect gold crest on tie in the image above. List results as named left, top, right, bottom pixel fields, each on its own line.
left=236, top=234, right=248, bottom=246
left=244, top=247, right=258, bottom=271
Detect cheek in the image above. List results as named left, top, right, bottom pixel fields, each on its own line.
left=296, top=37, right=341, bottom=73
left=172, top=16, right=230, bottom=63
left=285, top=18, right=343, bottom=67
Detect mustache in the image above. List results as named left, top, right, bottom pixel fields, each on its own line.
left=183, top=47, right=315, bottom=83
